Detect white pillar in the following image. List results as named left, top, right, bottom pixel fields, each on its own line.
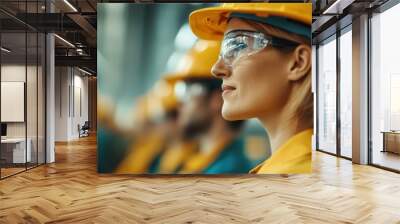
left=352, top=14, right=369, bottom=164
left=46, top=33, right=55, bottom=163
left=46, top=1, right=55, bottom=163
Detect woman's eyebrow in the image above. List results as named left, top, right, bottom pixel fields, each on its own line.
left=224, top=29, right=258, bottom=36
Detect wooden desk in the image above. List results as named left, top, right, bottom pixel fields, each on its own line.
left=1, top=138, right=31, bottom=163
left=381, top=131, right=400, bottom=154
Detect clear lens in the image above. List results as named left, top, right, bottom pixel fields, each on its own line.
left=176, top=82, right=207, bottom=103
left=174, top=81, right=187, bottom=102
left=220, top=31, right=269, bottom=66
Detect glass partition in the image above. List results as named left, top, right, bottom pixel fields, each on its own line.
left=1, top=30, right=28, bottom=177
left=0, top=1, right=46, bottom=179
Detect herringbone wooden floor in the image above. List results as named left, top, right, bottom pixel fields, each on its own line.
left=1, top=135, right=400, bottom=224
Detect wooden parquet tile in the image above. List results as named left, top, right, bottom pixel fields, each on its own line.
left=1, top=135, right=400, bottom=223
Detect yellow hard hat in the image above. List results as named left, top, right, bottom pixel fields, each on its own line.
left=152, top=78, right=179, bottom=113
left=165, top=39, right=221, bottom=82
left=140, top=78, right=179, bottom=122
left=134, top=78, right=179, bottom=125
left=189, top=3, right=312, bottom=40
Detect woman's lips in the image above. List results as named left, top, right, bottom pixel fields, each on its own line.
left=222, top=84, right=236, bottom=96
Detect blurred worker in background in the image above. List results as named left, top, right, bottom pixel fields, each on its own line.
left=189, top=3, right=313, bottom=174
left=149, top=79, right=200, bottom=174
left=166, top=40, right=253, bottom=174
left=115, top=78, right=181, bottom=173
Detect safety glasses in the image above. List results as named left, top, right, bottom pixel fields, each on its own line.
left=174, top=81, right=207, bottom=103
left=219, top=30, right=300, bottom=67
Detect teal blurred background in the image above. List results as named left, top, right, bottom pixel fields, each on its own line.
left=98, top=3, right=213, bottom=172
left=98, top=3, right=212, bottom=111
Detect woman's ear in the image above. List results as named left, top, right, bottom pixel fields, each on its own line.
left=287, top=44, right=311, bottom=81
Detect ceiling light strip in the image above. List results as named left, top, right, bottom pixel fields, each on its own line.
left=54, top=34, right=75, bottom=48
left=1, top=47, right=11, bottom=53
left=78, top=67, right=92, bottom=76
left=63, top=0, right=78, bottom=12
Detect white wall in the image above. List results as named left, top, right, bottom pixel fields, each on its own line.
left=1, top=65, right=26, bottom=140
left=1, top=65, right=40, bottom=137
left=55, top=66, right=69, bottom=141
left=72, top=73, right=89, bottom=138
left=55, top=67, right=89, bottom=141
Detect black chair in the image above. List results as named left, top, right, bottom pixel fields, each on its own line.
left=79, top=121, right=90, bottom=138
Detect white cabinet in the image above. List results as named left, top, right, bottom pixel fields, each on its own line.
left=1, top=138, right=32, bottom=163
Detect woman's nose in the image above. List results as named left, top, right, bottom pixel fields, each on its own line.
left=211, top=57, right=231, bottom=79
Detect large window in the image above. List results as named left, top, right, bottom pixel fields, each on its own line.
left=339, top=28, right=352, bottom=158
left=317, top=36, right=337, bottom=154
left=316, top=25, right=353, bottom=159
left=371, top=3, right=400, bottom=171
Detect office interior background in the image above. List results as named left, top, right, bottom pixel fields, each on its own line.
left=313, top=0, right=400, bottom=172
left=0, top=0, right=400, bottom=222
left=0, top=0, right=97, bottom=179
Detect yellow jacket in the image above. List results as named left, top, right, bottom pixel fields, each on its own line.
left=179, top=135, right=253, bottom=174
left=157, top=141, right=198, bottom=174
left=115, top=131, right=165, bottom=174
left=250, top=129, right=312, bottom=174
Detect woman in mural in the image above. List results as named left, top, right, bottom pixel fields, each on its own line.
left=189, top=3, right=313, bottom=174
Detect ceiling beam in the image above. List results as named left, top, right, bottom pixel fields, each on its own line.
left=55, top=55, right=96, bottom=69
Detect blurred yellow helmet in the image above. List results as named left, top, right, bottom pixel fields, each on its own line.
left=133, top=78, right=179, bottom=125
left=189, top=3, right=312, bottom=40
left=140, top=78, right=178, bottom=122
left=165, top=39, right=221, bottom=82
left=151, top=78, right=179, bottom=113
